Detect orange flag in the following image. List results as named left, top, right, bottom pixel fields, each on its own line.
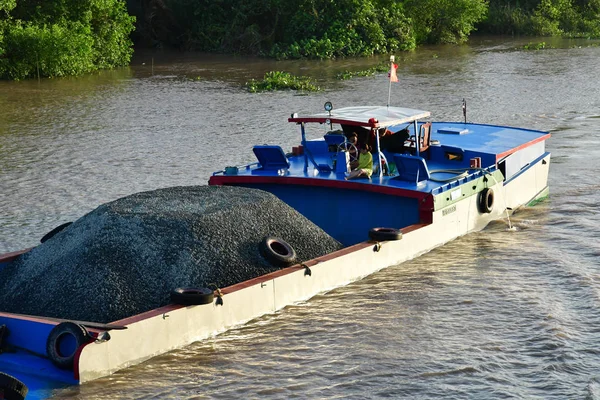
left=388, top=63, right=398, bottom=82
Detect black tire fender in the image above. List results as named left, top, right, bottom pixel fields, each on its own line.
left=46, top=322, right=90, bottom=370
left=40, top=222, right=73, bottom=243
left=478, top=188, right=494, bottom=214
left=368, top=227, right=403, bottom=242
left=170, top=287, right=215, bottom=306
left=259, top=236, right=297, bottom=267
left=0, top=372, right=28, bottom=400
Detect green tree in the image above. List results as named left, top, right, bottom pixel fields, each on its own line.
left=0, top=0, right=16, bottom=13
left=482, top=0, right=600, bottom=37
left=0, top=0, right=16, bottom=59
left=136, top=0, right=414, bottom=58
left=481, top=1, right=534, bottom=34
left=0, top=20, right=94, bottom=79
left=0, top=0, right=134, bottom=80
left=404, top=0, right=489, bottom=44
left=531, top=0, right=570, bottom=35
left=275, top=0, right=415, bottom=58
left=90, top=0, right=136, bottom=68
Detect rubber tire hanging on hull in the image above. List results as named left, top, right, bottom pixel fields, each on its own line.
left=0, top=372, right=28, bottom=400
left=170, top=287, right=214, bottom=306
left=46, top=322, right=90, bottom=370
left=368, top=227, right=403, bottom=242
left=259, top=236, right=297, bottom=267
left=478, top=188, right=494, bottom=214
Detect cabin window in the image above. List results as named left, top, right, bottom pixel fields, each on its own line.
left=445, top=151, right=463, bottom=161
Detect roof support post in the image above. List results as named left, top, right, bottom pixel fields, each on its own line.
left=301, top=123, right=308, bottom=173
left=413, top=120, right=420, bottom=157
left=375, top=128, right=383, bottom=178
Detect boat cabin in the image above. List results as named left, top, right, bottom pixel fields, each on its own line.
left=210, top=103, right=550, bottom=246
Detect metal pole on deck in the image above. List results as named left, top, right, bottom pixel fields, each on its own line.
left=375, top=128, right=383, bottom=178
left=387, top=55, right=395, bottom=108
left=301, top=123, right=308, bottom=173
left=413, top=120, right=420, bottom=157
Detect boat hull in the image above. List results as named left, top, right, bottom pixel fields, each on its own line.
left=78, top=159, right=545, bottom=382
left=0, top=112, right=550, bottom=390
left=70, top=180, right=507, bottom=382
left=503, top=152, right=551, bottom=212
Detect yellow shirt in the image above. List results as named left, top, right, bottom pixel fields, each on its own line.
left=357, top=151, right=373, bottom=176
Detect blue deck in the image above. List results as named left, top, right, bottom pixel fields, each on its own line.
left=217, top=121, right=549, bottom=192
left=0, top=313, right=80, bottom=398
left=425, top=122, right=548, bottom=159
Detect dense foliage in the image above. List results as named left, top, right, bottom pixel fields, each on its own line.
left=129, top=0, right=484, bottom=58
left=129, top=0, right=599, bottom=60
left=0, top=0, right=135, bottom=80
left=404, top=0, right=488, bottom=44
left=2, top=0, right=599, bottom=80
left=482, top=0, right=600, bottom=37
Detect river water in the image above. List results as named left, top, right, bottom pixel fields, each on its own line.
left=1, top=36, right=600, bottom=399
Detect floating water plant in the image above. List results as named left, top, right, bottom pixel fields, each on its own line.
left=245, top=71, right=320, bottom=92
left=522, top=42, right=550, bottom=50
left=336, top=63, right=390, bottom=80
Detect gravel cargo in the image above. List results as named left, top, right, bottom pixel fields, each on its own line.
left=0, top=186, right=343, bottom=323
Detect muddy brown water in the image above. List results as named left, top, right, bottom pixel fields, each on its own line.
left=1, top=36, right=600, bottom=399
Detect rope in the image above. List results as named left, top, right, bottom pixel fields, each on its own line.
left=428, top=167, right=496, bottom=183
left=428, top=168, right=471, bottom=182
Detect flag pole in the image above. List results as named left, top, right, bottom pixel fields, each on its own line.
left=387, top=55, right=395, bottom=108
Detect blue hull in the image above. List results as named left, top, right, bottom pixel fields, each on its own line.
left=227, top=182, right=422, bottom=246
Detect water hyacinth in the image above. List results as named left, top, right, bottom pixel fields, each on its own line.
left=336, top=62, right=390, bottom=80
left=245, top=71, right=320, bottom=92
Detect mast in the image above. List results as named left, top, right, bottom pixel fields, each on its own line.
left=387, top=55, right=395, bottom=108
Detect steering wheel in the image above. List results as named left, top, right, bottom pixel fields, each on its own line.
left=337, top=141, right=359, bottom=161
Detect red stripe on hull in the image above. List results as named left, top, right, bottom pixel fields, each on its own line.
left=0, top=248, right=32, bottom=263
left=288, top=117, right=377, bottom=128
left=209, top=175, right=429, bottom=201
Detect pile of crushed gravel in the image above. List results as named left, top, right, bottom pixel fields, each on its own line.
left=0, top=186, right=343, bottom=323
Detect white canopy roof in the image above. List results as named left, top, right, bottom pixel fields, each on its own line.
left=288, top=106, right=431, bottom=129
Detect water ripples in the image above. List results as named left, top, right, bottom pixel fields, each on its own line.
left=2, top=40, right=600, bottom=399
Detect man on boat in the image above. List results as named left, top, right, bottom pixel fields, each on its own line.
left=379, top=127, right=410, bottom=153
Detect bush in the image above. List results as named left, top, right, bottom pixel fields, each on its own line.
left=483, top=0, right=600, bottom=38
left=90, top=0, right=135, bottom=68
left=0, top=20, right=95, bottom=80
left=480, top=3, right=532, bottom=35
left=156, top=0, right=415, bottom=59
left=336, top=63, right=390, bottom=80
left=271, top=0, right=415, bottom=59
left=404, top=0, right=488, bottom=44
left=0, top=0, right=134, bottom=80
